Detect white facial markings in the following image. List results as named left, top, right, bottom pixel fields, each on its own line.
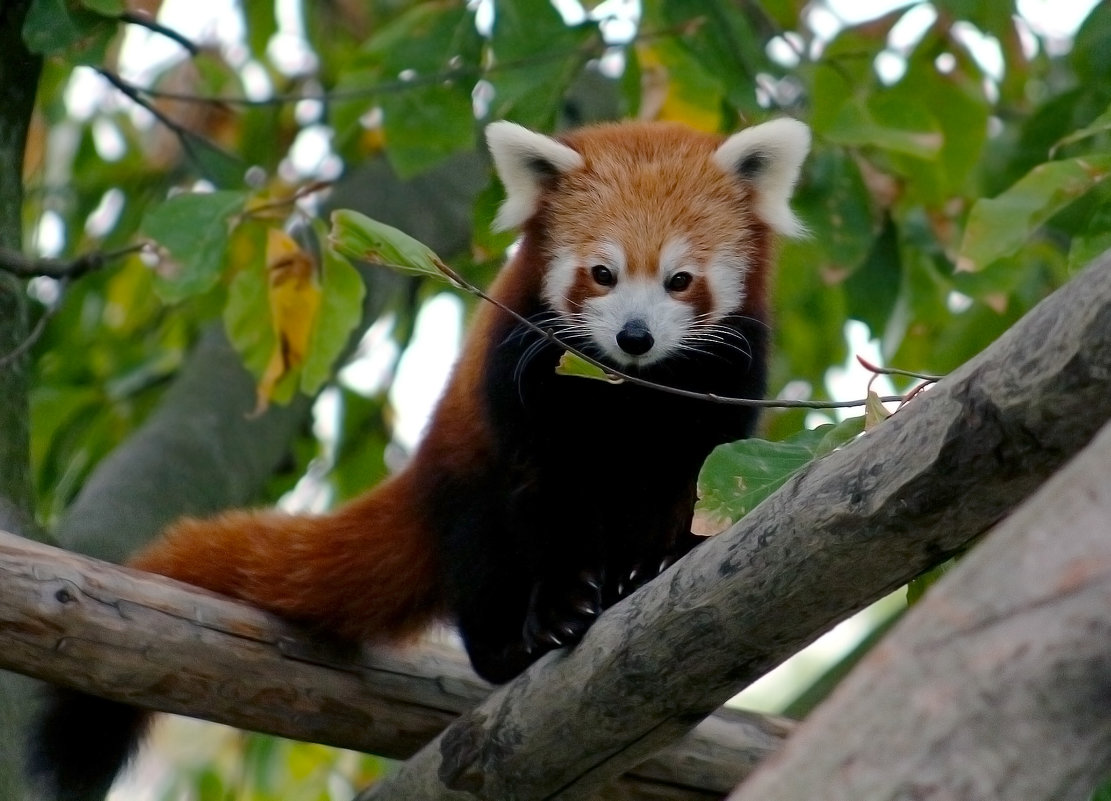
left=542, top=247, right=580, bottom=313
left=659, top=237, right=691, bottom=283
left=584, top=274, right=695, bottom=366
left=704, top=249, right=748, bottom=319
left=543, top=238, right=749, bottom=368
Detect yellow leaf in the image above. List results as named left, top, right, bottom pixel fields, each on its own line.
left=636, top=43, right=722, bottom=133
left=253, top=229, right=322, bottom=415
left=864, top=389, right=893, bottom=431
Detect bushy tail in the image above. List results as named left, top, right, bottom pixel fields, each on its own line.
left=28, top=688, right=149, bottom=801
left=130, top=469, right=444, bottom=642
left=29, top=469, right=443, bottom=799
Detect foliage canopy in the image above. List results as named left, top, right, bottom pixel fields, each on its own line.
left=7, top=0, right=1111, bottom=796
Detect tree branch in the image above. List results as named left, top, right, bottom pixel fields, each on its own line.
left=728, top=418, right=1111, bottom=801
left=0, top=529, right=791, bottom=801
left=117, top=11, right=200, bottom=56
left=357, top=250, right=1111, bottom=800
left=0, top=244, right=144, bottom=280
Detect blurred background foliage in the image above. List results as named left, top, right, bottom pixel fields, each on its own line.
left=11, top=0, right=1111, bottom=797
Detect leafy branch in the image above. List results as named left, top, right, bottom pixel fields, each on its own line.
left=88, top=21, right=702, bottom=111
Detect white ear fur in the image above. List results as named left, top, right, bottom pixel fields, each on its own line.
left=486, top=121, right=584, bottom=231
left=713, top=118, right=811, bottom=237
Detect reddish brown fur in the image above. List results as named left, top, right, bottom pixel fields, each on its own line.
left=548, top=123, right=768, bottom=313
left=131, top=469, right=443, bottom=642
left=129, top=247, right=545, bottom=644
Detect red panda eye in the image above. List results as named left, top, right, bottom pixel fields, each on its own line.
left=591, top=264, right=616, bottom=287
left=667, top=272, right=693, bottom=292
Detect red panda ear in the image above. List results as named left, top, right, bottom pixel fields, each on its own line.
left=485, top=121, right=585, bottom=231
left=713, top=118, right=811, bottom=237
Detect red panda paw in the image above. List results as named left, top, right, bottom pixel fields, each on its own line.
left=522, top=568, right=604, bottom=653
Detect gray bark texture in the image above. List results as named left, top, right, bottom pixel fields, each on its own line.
left=0, top=529, right=791, bottom=800
left=0, top=2, right=45, bottom=798
left=355, top=252, right=1111, bottom=801
left=727, top=418, right=1111, bottom=801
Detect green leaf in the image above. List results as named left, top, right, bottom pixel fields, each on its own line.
left=1067, top=183, right=1111, bottom=272
left=864, top=389, right=893, bottom=430
left=381, top=84, right=475, bottom=177
left=845, top=216, right=901, bottom=340
left=906, top=558, right=956, bottom=605
left=798, top=148, right=877, bottom=269
left=81, top=0, right=123, bottom=13
left=223, top=222, right=274, bottom=380
left=696, top=417, right=865, bottom=526
left=300, top=221, right=367, bottom=395
left=958, top=153, right=1111, bottom=271
left=331, top=388, right=390, bottom=502
left=555, top=352, right=617, bottom=382
left=23, top=0, right=115, bottom=61
left=353, top=2, right=482, bottom=175
left=142, top=190, right=247, bottom=302
left=490, top=0, right=599, bottom=127
left=658, top=0, right=766, bottom=116
left=824, top=96, right=943, bottom=160
left=1071, top=0, right=1111, bottom=81
left=806, top=10, right=901, bottom=134
left=243, top=0, right=277, bottom=58
left=329, top=209, right=449, bottom=281
left=1051, top=103, right=1111, bottom=156
left=932, top=0, right=1016, bottom=43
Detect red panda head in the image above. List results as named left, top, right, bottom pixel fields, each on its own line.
left=486, top=118, right=810, bottom=368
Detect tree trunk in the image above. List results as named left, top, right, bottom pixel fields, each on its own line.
left=0, top=2, right=45, bottom=798
left=727, top=418, right=1111, bottom=801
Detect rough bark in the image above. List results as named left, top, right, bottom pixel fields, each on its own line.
left=356, top=252, right=1111, bottom=801
left=0, top=0, right=40, bottom=535
left=727, top=418, right=1111, bottom=801
left=0, top=530, right=791, bottom=801
left=0, top=3, right=45, bottom=799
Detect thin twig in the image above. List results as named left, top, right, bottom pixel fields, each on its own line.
left=242, top=181, right=334, bottom=218
left=856, top=355, right=944, bottom=383
left=0, top=244, right=145, bottom=280
left=117, top=11, right=201, bottom=56
left=430, top=258, right=907, bottom=411
left=89, top=23, right=699, bottom=111
left=96, top=68, right=240, bottom=174
left=0, top=296, right=59, bottom=369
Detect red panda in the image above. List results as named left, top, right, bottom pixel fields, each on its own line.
left=29, top=117, right=810, bottom=798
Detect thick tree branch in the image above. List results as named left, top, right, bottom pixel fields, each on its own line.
left=358, top=251, right=1111, bottom=800
left=0, top=529, right=791, bottom=801
left=728, top=419, right=1111, bottom=801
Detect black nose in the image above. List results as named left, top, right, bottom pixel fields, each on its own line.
left=616, top=319, right=654, bottom=356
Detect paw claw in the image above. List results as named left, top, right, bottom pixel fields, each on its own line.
left=572, top=597, right=599, bottom=616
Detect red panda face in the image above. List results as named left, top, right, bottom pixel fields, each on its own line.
left=540, top=235, right=747, bottom=367
left=486, top=118, right=810, bottom=368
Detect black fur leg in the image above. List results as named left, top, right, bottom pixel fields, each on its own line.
left=27, top=687, right=149, bottom=801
